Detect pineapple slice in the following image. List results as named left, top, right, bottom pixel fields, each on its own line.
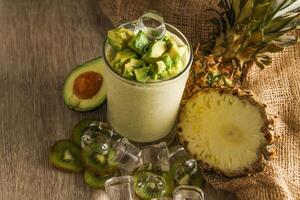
left=178, top=87, right=276, bottom=177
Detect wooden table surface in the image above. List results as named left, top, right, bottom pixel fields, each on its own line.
left=0, top=0, right=236, bottom=199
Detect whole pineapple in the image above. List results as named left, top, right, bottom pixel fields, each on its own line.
left=179, top=0, right=299, bottom=177
left=184, top=0, right=300, bottom=99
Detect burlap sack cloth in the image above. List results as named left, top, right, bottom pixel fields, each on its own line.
left=98, top=1, right=300, bottom=199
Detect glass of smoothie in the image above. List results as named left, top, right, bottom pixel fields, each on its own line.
left=102, top=10, right=192, bottom=144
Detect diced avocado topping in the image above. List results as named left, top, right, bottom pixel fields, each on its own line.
left=161, top=54, right=173, bottom=69
left=128, top=31, right=149, bottom=55
left=148, top=40, right=167, bottom=58
left=164, top=40, right=181, bottom=64
left=123, top=58, right=146, bottom=78
left=108, top=28, right=134, bottom=51
left=107, top=27, right=188, bottom=82
left=169, top=60, right=183, bottom=76
left=134, top=67, right=150, bottom=82
left=110, top=49, right=137, bottom=75
left=163, top=32, right=171, bottom=42
left=178, top=46, right=188, bottom=57
left=123, top=64, right=135, bottom=78
left=150, top=61, right=167, bottom=75
left=142, top=53, right=160, bottom=64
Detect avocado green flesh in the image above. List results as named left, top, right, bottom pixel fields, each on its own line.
left=128, top=31, right=149, bottom=55
left=107, top=28, right=188, bottom=82
left=63, top=57, right=107, bottom=111
left=108, top=28, right=134, bottom=51
left=148, top=40, right=167, bottom=58
left=123, top=58, right=146, bottom=78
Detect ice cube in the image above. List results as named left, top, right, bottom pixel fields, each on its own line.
left=105, top=176, right=139, bottom=200
left=110, top=138, right=141, bottom=174
left=169, top=145, right=199, bottom=185
left=173, top=185, right=204, bottom=200
left=140, top=142, right=170, bottom=171
left=81, top=121, right=118, bottom=150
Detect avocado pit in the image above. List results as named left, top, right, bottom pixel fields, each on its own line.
left=73, top=71, right=102, bottom=99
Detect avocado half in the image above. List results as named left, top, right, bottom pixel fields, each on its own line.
left=63, top=57, right=107, bottom=111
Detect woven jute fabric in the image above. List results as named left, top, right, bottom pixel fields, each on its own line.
left=98, top=1, right=300, bottom=199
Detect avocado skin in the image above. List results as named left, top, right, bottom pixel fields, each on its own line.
left=62, top=57, right=107, bottom=112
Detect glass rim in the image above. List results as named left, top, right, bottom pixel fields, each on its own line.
left=102, top=21, right=193, bottom=87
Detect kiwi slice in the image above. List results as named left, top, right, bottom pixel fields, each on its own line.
left=72, top=118, right=98, bottom=146
left=49, top=139, right=84, bottom=172
left=189, top=170, right=205, bottom=188
left=84, top=169, right=120, bottom=189
left=170, top=159, right=204, bottom=187
left=81, top=142, right=118, bottom=175
left=133, top=164, right=174, bottom=200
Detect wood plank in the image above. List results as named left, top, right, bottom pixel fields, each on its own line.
left=0, top=0, right=236, bottom=199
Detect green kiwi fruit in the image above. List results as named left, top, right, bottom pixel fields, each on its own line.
left=49, top=139, right=84, bottom=172
left=81, top=142, right=118, bottom=175
left=84, top=169, right=120, bottom=189
left=133, top=164, right=174, bottom=200
left=170, top=159, right=204, bottom=187
left=189, top=170, right=205, bottom=188
left=72, top=118, right=98, bottom=146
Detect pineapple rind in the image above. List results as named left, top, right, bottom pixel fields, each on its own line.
left=178, top=87, right=276, bottom=177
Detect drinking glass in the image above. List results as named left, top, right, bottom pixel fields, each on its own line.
left=103, top=10, right=193, bottom=144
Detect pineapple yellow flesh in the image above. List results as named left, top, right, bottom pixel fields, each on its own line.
left=178, top=89, right=266, bottom=176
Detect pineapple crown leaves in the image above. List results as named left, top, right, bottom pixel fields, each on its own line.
left=207, top=0, right=300, bottom=69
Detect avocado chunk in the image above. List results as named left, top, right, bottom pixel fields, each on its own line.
left=148, top=40, right=167, bottom=58
left=141, top=53, right=160, bottom=64
left=134, top=67, right=150, bottom=82
left=168, top=60, right=183, bottom=76
left=110, top=49, right=137, bottom=74
left=161, top=54, right=173, bottom=70
left=149, top=61, right=167, bottom=75
left=163, top=32, right=171, bottom=42
left=149, top=61, right=168, bottom=80
left=178, top=46, right=188, bottom=57
left=123, top=58, right=146, bottom=78
left=108, top=28, right=134, bottom=51
left=128, top=31, right=149, bottom=55
left=62, top=57, right=107, bottom=112
left=164, top=40, right=181, bottom=64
